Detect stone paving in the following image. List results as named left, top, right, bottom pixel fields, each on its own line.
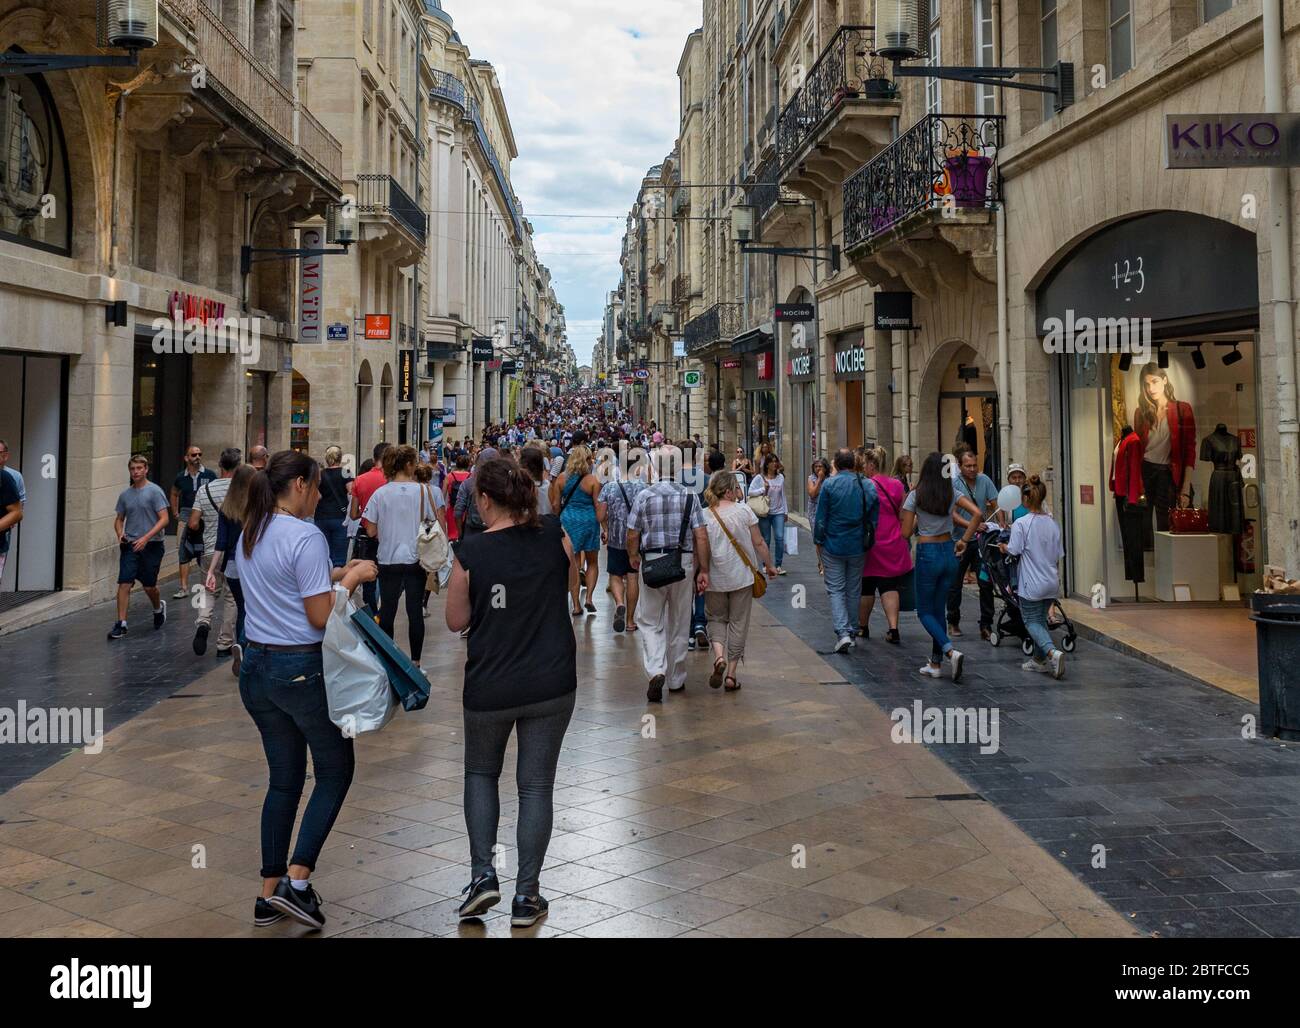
left=0, top=556, right=1134, bottom=938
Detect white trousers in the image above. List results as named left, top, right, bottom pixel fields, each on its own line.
left=636, top=557, right=696, bottom=691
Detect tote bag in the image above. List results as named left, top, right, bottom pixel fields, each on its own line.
left=322, top=588, right=398, bottom=737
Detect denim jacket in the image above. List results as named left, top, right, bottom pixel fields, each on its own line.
left=813, top=472, right=879, bottom=558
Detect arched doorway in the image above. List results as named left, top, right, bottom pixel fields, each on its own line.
left=379, top=363, right=394, bottom=446
left=356, top=360, right=374, bottom=456
left=289, top=371, right=310, bottom=453
left=918, top=340, right=1000, bottom=479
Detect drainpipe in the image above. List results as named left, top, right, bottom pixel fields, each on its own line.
left=993, top=0, right=1011, bottom=477
left=1265, top=0, right=1300, bottom=573
left=109, top=92, right=125, bottom=276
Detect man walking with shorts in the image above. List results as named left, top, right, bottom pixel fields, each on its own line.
left=110, top=455, right=171, bottom=640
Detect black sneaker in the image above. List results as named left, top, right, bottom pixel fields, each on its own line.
left=107, top=622, right=127, bottom=641
left=687, top=637, right=696, bottom=651
left=458, top=870, right=501, bottom=920
left=265, top=876, right=326, bottom=930
left=613, top=605, right=626, bottom=633
left=511, top=893, right=549, bottom=928
left=153, top=600, right=167, bottom=630
left=254, top=897, right=285, bottom=927
left=647, top=674, right=665, bottom=704
left=193, top=623, right=210, bottom=655
left=694, top=629, right=707, bottom=650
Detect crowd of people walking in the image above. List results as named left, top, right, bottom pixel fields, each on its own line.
left=92, top=386, right=1067, bottom=936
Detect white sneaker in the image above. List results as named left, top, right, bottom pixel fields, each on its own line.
left=1049, top=650, right=1066, bottom=679
left=919, top=664, right=942, bottom=678
left=949, top=649, right=965, bottom=683
left=1022, top=659, right=1049, bottom=674
left=834, top=635, right=853, bottom=654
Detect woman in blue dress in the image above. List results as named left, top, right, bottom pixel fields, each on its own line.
left=549, top=445, right=605, bottom=616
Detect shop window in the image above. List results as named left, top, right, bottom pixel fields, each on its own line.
left=1201, top=0, right=1235, bottom=19
left=291, top=371, right=310, bottom=454
left=973, top=0, right=995, bottom=115
left=0, top=62, right=72, bottom=255
left=1041, top=0, right=1059, bottom=120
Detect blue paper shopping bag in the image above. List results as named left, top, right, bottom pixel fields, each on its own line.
left=350, top=607, right=432, bottom=712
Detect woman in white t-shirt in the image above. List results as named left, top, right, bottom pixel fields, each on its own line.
left=703, top=471, right=778, bottom=692
left=363, top=444, right=443, bottom=666
left=1001, top=474, right=1067, bottom=680
left=236, top=450, right=376, bottom=931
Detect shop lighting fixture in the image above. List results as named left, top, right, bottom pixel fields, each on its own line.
left=1157, top=346, right=1170, bottom=369
left=1223, top=345, right=1244, bottom=367
left=1118, top=352, right=1133, bottom=372
left=1191, top=345, right=1206, bottom=370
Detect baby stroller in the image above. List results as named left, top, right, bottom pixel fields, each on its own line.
left=977, top=528, right=1077, bottom=656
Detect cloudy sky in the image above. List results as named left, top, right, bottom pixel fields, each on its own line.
left=445, top=0, right=702, bottom=366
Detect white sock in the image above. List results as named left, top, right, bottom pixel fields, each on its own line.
left=289, top=877, right=310, bottom=892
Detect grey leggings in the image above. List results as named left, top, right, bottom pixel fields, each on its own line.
left=463, top=691, right=576, bottom=896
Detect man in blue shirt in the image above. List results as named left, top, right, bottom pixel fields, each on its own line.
left=0, top=458, right=23, bottom=591
left=813, top=449, right=880, bottom=653
left=947, top=447, right=998, bottom=638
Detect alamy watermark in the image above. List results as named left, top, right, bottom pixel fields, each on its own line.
left=1042, top=309, right=1152, bottom=362
left=891, top=700, right=1000, bottom=755
left=0, top=701, right=104, bottom=754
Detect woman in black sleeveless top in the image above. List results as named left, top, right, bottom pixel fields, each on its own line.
left=313, top=446, right=352, bottom=568
left=445, top=458, right=576, bottom=930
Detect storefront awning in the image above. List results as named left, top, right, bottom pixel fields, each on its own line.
left=731, top=327, right=774, bottom=355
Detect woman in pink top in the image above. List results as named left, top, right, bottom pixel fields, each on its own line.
left=859, top=448, right=913, bottom=644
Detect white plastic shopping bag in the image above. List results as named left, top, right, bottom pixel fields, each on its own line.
left=322, top=586, right=398, bottom=737
left=785, top=524, right=800, bottom=557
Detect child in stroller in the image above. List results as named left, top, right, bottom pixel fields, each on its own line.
left=979, top=529, right=1078, bottom=657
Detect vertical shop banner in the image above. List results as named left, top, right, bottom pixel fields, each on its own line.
left=398, top=349, right=414, bottom=404
left=298, top=228, right=324, bottom=344
left=442, top=395, right=458, bottom=427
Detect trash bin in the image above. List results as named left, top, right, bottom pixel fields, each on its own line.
left=1252, top=593, right=1300, bottom=740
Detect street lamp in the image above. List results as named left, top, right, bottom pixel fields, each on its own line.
left=2, top=0, right=159, bottom=76
left=731, top=202, right=840, bottom=272
left=240, top=201, right=357, bottom=275
left=874, top=0, right=1075, bottom=111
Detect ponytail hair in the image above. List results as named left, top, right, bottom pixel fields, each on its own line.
left=475, top=457, right=540, bottom=529
left=242, top=450, right=320, bottom=559
left=1024, top=474, right=1048, bottom=511
left=704, top=470, right=737, bottom=508
left=382, top=444, right=418, bottom=480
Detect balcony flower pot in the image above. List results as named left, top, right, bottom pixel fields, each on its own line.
left=943, top=153, right=993, bottom=208
left=863, top=78, right=897, bottom=101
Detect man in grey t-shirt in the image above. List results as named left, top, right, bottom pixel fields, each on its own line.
left=110, top=455, right=171, bottom=640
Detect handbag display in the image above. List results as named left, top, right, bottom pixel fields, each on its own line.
left=641, top=494, right=695, bottom=590
left=1169, top=485, right=1211, bottom=534
left=711, top=506, right=767, bottom=599
left=748, top=477, right=771, bottom=518
left=416, top=484, right=450, bottom=572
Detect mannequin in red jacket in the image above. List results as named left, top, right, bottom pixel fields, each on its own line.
left=1110, top=426, right=1147, bottom=583
left=1133, top=363, right=1196, bottom=535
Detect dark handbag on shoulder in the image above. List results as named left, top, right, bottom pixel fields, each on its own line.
left=856, top=475, right=877, bottom=553
left=641, top=494, right=695, bottom=590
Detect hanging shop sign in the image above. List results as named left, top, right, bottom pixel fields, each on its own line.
left=634, top=368, right=650, bottom=380
left=774, top=303, right=815, bottom=323
left=501, top=360, right=518, bottom=375
left=874, top=291, right=915, bottom=331
left=398, top=349, right=414, bottom=403
left=486, top=359, right=503, bottom=371
left=472, top=337, right=494, bottom=361
left=787, top=350, right=815, bottom=382
left=683, top=370, right=703, bottom=389
left=297, top=228, right=324, bottom=343
left=1165, top=113, right=1300, bottom=168
left=833, top=332, right=867, bottom=382
left=365, top=314, right=392, bottom=340
left=721, top=357, right=742, bottom=370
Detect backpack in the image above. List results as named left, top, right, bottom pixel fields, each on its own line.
left=447, top=470, right=469, bottom=511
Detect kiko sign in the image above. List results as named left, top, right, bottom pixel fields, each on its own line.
left=1165, top=113, right=1300, bottom=168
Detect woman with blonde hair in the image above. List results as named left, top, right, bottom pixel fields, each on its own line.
left=549, top=445, right=605, bottom=616
left=313, top=445, right=352, bottom=568
left=207, top=464, right=258, bottom=677
left=703, top=470, right=777, bottom=692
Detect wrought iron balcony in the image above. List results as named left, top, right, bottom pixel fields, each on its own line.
left=844, top=113, right=1004, bottom=252
left=673, top=189, right=690, bottom=217
left=161, top=0, right=343, bottom=187
left=358, top=174, right=428, bottom=246
left=749, top=155, right=802, bottom=225
left=776, top=26, right=893, bottom=170
left=684, top=303, right=742, bottom=355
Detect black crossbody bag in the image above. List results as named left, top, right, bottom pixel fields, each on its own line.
left=641, top=494, right=695, bottom=590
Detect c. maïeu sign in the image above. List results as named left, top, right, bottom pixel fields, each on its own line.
left=1165, top=113, right=1300, bottom=168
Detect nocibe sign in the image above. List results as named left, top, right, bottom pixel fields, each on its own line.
left=1165, top=113, right=1300, bottom=168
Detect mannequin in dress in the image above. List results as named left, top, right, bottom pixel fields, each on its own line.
left=1201, top=424, right=1245, bottom=535
left=1133, top=363, right=1196, bottom=547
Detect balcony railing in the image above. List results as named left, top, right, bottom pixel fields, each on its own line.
left=684, top=303, right=742, bottom=354
left=844, top=113, right=1005, bottom=251
left=164, top=0, right=342, bottom=185
left=776, top=26, right=891, bottom=169
left=672, top=274, right=691, bottom=304
left=673, top=189, right=690, bottom=217
left=749, top=155, right=802, bottom=223
left=358, top=174, right=428, bottom=245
